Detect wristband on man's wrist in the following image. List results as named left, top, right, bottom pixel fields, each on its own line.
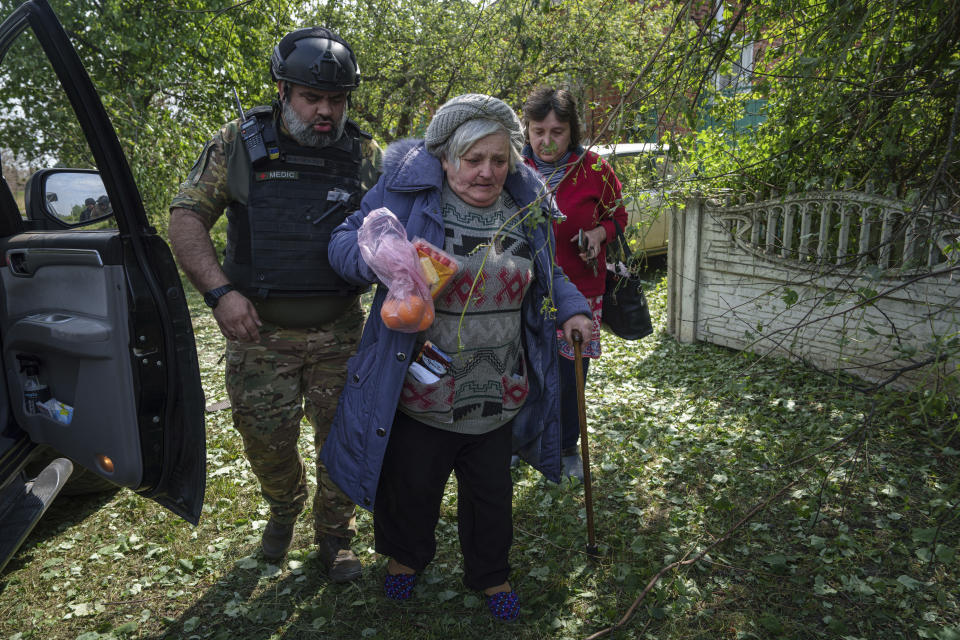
left=203, top=284, right=235, bottom=309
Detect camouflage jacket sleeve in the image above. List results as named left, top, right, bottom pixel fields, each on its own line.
left=359, top=137, right=383, bottom=197
left=169, top=119, right=244, bottom=229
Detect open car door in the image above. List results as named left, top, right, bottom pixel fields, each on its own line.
left=0, top=0, right=205, bottom=565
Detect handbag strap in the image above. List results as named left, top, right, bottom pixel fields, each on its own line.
left=610, top=217, right=632, bottom=262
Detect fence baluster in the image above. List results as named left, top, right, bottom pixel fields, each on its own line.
left=904, top=213, right=919, bottom=270
left=927, top=225, right=941, bottom=268
left=818, top=203, right=831, bottom=263
left=799, top=200, right=814, bottom=260
left=766, top=205, right=779, bottom=254
left=878, top=206, right=894, bottom=269
left=837, top=199, right=852, bottom=265
left=783, top=203, right=797, bottom=259
left=858, top=205, right=873, bottom=269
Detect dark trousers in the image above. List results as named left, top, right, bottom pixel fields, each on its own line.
left=374, top=410, right=513, bottom=591
left=558, top=355, right=590, bottom=452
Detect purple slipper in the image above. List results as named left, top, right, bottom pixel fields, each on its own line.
left=486, top=590, right=520, bottom=621
left=384, top=572, right=417, bottom=600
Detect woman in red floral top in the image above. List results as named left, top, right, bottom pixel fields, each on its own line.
left=521, top=87, right=629, bottom=480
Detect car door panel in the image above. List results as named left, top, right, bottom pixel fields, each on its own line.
left=0, top=0, right=205, bottom=529
left=1, top=241, right=143, bottom=489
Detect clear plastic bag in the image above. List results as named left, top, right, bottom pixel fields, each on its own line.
left=358, top=207, right=435, bottom=332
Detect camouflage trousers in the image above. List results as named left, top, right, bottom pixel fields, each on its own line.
left=225, top=302, right=363, bottom=539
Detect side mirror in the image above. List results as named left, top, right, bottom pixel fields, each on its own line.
left=25, top=169, right=113, bottom=227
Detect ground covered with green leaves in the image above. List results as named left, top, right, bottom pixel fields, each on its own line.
left=1, top=270, right=957, bottom=640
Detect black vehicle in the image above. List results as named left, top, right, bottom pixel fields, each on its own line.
left=0, top=0, right=206, bottom=572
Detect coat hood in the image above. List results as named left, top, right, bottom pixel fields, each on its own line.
left=381, top=138, right=425, bottom=177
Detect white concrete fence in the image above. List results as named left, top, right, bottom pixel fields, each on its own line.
left=667, top=186, right=960, bottom=390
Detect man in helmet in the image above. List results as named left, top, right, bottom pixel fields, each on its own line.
left=168, top=27, right=381, bottom=581
left=79, top=197, right=96, bottom=222
left=94, top=195, right=112, bottom=217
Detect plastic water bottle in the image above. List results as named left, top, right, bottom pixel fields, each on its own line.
left=20, top=360, right=48, bottom=414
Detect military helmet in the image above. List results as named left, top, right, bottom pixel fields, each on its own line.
left=270, top=27, right=360, bottom=92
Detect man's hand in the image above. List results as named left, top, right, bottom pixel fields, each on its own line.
left=213, top=290, right=262, bottom=343
left=561, top=313, right=595, bottom=348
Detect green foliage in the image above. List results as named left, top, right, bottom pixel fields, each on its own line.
left=0, top=0, right=677, bottom=232
left=682, top=0, right=960, bottom=198
left=2, top=0, right=956, bottom=229
left=0, top=0, right=294, bottom=230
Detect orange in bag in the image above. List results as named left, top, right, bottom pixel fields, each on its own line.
left=381, top=296, right=427, bottom=330
left=417, top=304, right=435, bottom=331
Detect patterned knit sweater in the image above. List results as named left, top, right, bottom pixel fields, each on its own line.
left=397, top=183, right=534, bottom=434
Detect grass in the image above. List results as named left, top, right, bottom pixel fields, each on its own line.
left=1, top=265, right=958, bottom=640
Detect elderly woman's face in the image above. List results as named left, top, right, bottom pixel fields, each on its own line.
left=528, top=111, right=571, bottom=163
left=442, top=132, right=510, bottom=208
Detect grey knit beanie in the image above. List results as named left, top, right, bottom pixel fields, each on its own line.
left=424, top=93, right=523, bottom=155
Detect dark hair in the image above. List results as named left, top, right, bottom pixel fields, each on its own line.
left=522, top=87, right=582, bottom=151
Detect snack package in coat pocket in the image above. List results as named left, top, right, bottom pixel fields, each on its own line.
left=357, top=207, right=435, bottom=332
left=412, top=238, right=460, bottom=299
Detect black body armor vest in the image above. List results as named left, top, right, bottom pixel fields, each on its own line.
left=223, top=109, right=368, bottom=297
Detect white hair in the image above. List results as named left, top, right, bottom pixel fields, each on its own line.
left=433, top=118, right=522, bottom=172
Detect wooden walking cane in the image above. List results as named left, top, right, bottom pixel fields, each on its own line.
left=572, top=330, right=599, bottom=556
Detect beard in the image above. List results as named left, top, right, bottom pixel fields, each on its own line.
left=281, top=100, right=347, bottom=148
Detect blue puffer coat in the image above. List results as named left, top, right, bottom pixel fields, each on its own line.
left=321, top=139, right=591, bottom=510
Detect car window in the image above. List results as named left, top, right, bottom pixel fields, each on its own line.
left=0, top=149, right=28, bottom=215
left=0, top=27, right=113, bottom=228
left=604, top=152, right=674, bottom=193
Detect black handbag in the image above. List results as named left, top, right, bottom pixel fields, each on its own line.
left=602, top=219, right=654, bottom=340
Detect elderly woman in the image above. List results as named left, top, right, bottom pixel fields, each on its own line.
left=522, top=87, right=628, bottom=480
left=322, top=94, right=592, bottom=620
